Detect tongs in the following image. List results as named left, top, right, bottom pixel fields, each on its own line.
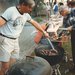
left=46, top=38, right=58, bottom=54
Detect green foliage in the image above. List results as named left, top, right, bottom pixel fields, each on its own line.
left=62, top=40, right=72, bottom=57
left=34, top=17, right=43, bottom=23
left=32, top=0, right=45, bottom=16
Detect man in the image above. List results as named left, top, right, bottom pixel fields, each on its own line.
left=0, top=0, right=49, bottom=75
left=59, top=3, right=75, bottom=72
left=45, top=2, right=51, bottom=20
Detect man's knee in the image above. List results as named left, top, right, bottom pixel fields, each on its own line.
left=1, top=62, right=10, bottom=74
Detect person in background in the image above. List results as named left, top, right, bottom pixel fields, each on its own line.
left=58, top=2, right=64, bottom=7
left=68, top=1, right=75, bottom=72
left=0, top=0, right=49, bottom=75
left=67, top=1, right=73, bottom=12
left=53, top=2, right=58, bottom=14
left=45, top=2, right=51, bottom=20
left=59, top=2, right=75, bottom=73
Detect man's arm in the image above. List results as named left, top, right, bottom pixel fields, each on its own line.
left=67, top=17, right=75, bottom=31
left=28, top=19, right=49, bottom=38
left=0, top=17, right=6, bottom=26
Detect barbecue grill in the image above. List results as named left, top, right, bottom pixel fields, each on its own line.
left=6, top=56, right=53, bottom=75
left=35, top=44, right=64, bottom=66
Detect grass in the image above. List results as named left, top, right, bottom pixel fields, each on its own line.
left=59, top=39, right=75, bottom=75
left=62, top=39, right=72, bottom=57
left=33, top=17, right=43, bottom=23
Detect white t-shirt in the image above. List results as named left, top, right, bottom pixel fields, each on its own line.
left=0, top=6, right=31, bottom=38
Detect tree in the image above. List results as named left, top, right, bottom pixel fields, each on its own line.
left=32, top=0, right=45, bottom=16
left=0, top=0, right=19, bottom=14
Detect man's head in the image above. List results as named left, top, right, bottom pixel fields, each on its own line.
left=59, top=5, right=69, bottom=16
left=70, top=1, right=75, bottom=8
left=67, top=1, right=75, bottom=8
left=19, top=0, right=35, bottom=13
left=54, top=2, right=56, bottom=5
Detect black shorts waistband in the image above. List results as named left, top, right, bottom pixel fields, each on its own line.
left=0, top=33, right=17, bottom=40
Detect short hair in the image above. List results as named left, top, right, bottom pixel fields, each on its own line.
left=59, top=2, right=64, bottom=6
left=54, top=2, right=56, bottom=5
left=59, top=5, right=68, bottom=13
left=19, top=0, right=35, bottom=8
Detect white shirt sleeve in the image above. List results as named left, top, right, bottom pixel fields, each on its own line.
left=1, top=7, right=13, bottom=21
left=24, top=13, right=32, bottom=21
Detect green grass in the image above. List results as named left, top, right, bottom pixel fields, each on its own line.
left=60, top=40, right=75, bottom=75
left=34, top=17, right=43, bottom=23
left=62, top=40, right=72, bottom=58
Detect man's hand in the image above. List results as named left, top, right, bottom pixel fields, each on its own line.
left=67, top=26, right=73, bottom=32
left=43, top=31, right=50, bottom=38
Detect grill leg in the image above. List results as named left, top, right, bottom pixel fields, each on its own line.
left=52, top=64, right=61, bottom=75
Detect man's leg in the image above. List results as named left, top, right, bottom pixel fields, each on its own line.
left=71, top=30, right=75, bottom=65
left=0, top=58, right=16, bottom=75
left=0, top=62, right=10, bottom=75
left=70, top=30, right=75, bottom=72
left=0, top=37, right=18, bottom=75
left=9, top=58, right=16, bottom=67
